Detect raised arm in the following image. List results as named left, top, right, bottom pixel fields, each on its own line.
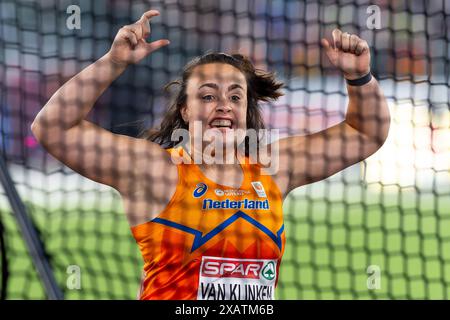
left=31, top=10, right=171, bottom=196
left=273, top=29, right=391, bottom=199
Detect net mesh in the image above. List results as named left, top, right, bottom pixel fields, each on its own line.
left=0, top=0, right=449, bottom=299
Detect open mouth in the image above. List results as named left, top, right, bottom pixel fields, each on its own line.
left=208, top=119, right=234, bottom=130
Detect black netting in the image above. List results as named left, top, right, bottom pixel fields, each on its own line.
left=0, top=0, right=449, bottom=299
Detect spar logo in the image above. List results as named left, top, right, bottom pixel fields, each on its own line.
left=261, top=261, right=275, bottom=280
left=201, top=257, right=276, bottom=281
left=193, top=183, right=208, bottom=198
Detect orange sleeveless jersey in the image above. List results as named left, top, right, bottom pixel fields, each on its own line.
left=130, top=146, right=285, bottom=300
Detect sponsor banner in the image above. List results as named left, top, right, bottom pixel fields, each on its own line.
left=197, top=256, right=277, bottom=300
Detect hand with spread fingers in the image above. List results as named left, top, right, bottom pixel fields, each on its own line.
left=107, top=10, right=170, bottom=67
left=321, top=29, right=370, bottom=80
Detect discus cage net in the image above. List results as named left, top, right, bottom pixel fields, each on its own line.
left=0, top=0, right=449, bottom=299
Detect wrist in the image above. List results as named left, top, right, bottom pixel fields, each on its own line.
left=103, top=52, right=129, bottom=72
left=345, top=70, right=372, bottom=86
left=344, top=68, right=371, bottom=80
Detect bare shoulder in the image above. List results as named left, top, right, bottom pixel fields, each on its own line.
left=118, top=139, right=179, bottom=226
left=248, top=142, right=292, bottom=201
left=117, top=139, right=177, bottom=196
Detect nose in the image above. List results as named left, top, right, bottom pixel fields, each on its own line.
left=215, top=97, right=232, bottom=113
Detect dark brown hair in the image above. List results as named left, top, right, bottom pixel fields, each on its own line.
left=140, top=52, right=284, bottom=153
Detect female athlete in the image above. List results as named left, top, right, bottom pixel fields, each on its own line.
left=31, top=10, right=390, bottom=300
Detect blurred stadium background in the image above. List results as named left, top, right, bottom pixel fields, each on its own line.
left=0, top=0, right=449, bottom=299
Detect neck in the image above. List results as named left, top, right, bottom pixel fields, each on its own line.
left=186, top=141, right=243, bottom=166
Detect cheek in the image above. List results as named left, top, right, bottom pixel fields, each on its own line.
left=186, top=102, right=208, bottom=120
left=238, top=107, right=247, bottom=125
left=188, top=107, right=210, bottom=127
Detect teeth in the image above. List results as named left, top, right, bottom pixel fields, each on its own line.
left=211, top=119, right=232, bottom=127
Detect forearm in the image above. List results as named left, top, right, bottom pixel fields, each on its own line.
left=345, top=76, right=391, bottom=144
left=32, top=53, right=126, bottom=131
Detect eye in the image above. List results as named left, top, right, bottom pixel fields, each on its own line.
left=230, top=95, right=241, bottom=102
left=202, top=95, right=215, bottom=101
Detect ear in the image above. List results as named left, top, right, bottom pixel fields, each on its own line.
left=180, top=104, right=189, bottom=124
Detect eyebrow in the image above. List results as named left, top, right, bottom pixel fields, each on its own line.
left=198, top=83, right=245, bottom=92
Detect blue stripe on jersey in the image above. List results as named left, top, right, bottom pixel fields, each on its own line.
left=152, top=211, right=284, bottom=252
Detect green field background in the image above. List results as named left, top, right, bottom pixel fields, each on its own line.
left=2, top=176, right=449, bottom=300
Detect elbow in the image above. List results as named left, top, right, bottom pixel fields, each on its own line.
left=30, top=120, right=40, bottom=140
left=369, top=103, right=391, bottom=149
left=379, top=112, right=391, bottom=146
left=379, top=98, right=391, bottom=144
left=30, top=121, right=38, bottom=138
left=370, top=114, right=391, bottom=152
left=384, top=119, right=391, bottom=143
left=30, top=120, right=37, bottom=133
left=30, top=117, right=46, bottom=143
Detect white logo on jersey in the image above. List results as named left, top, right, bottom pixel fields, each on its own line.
left=251, top=181, right=267, bottom=198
